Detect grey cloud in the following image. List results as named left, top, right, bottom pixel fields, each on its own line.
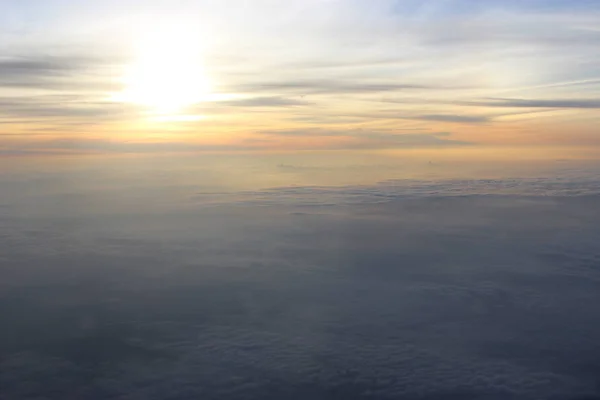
left=220, top=96, right=312, bottom=107
left=198, top=176, right=600, bottom=207
left=3, top=164, right=600, bottom=398
left=0, top=57, right=84, bottom=78
left=0, top=103, right=128, bottom=119
left=1, top=131, right=470, bottom=155
left=0, top=95, right=136, bottom=123
left=258, top=128, right=470, bottom=149
left=258, top=128, right=344, bottom=137
left=286, top=114, right=376, bottom=125
left=1, top=132, right=468, bottom=154
left=0, top=138, right=265, bottom=155
left=349, top=132, right=471, bottom=149
left=232, top=80, right=432, bottom=96
left=408, top=114, right=490, bottom=124
left=0, top=55, right=115, bottom=91
left=463, top=98, right=600, bottom=109
left=260, top=128, right=452, bottom=138
left=280, top=57, right=411, bottom=71
left=289, top=108, right=491, bottom=125
left=414, top=13, right=600, bottom=49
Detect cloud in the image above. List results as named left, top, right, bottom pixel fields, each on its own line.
left=0, top=56, right=83, bottom=78
left=0, top=56, right=123, bottom=127
left=347, top=133, right=471, bottom=149
left=258, top=128, right=343, bottom=137
left=462, top=98, right=600, bottom=109
left=0, top=138, right=263, bottom=155
left=219, top=176, right=600, bottom=207
left=257, top=128, right=470, bottom=149
left=0, top=130, right=469, bottom=155
left=232, top=80, right=433, bottom=96
left=0, top=55, right=112, bottom=91
left=3, top=160, right=600, bottom=398
left=0, top=95, right=138, bottom=128
left=220, top=96, right=312, bottom=107
left=407, top=6, right=600, bottom=49
left=2, top=0, right=600, bottom=147
left=407, top=114, right=490, bottom=124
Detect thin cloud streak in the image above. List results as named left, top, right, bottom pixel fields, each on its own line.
left=407, top=114, right=490, bottom=124
left=220, top=96, right=312, bottom=108
left=231, top=80, right=436, bottom=96
left=461, top=98, right=600, bottom=109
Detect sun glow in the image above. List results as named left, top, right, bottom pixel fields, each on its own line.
left=116, top=23, right=213, bottom=115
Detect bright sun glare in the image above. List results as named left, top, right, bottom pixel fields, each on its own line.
left=116, top=23, right=212, bottom=115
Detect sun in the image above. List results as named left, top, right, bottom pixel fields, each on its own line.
left=116, top=23, right=213, bottom=115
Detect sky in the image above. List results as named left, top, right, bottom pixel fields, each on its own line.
left=1, top=0, right=600, bottom=156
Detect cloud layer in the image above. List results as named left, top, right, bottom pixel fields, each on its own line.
left=2, top=157, right=600, bottom=399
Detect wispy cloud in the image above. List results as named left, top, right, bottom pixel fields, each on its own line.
left=257, top=128, right=470, bottom=149
left=0, top=129, right=470, bottom=155
left=231, top=80, right=434, bottom=96
left=0, top=137, right=263, bottom=155
left=0, top=55, right=114, bottom=91
left=0, top=94, right=138, bottom=128
left=407, top=114, right=490, bottom=124
left=347, top=132, right=471, bottom=149
left=220, top=96, right=312, bottom=108
left=461, top=98, right=600, bottom=109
